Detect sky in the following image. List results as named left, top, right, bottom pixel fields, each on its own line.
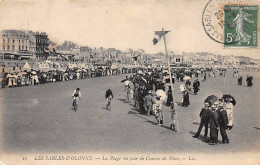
left=0, top=0, right=259, bottom=59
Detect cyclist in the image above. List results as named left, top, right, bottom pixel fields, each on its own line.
left=105, top=89, right=113, bottom=111
left=72, top=88, right=81, bottom=110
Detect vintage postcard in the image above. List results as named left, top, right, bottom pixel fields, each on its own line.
left=0, top=0, right=259, bottom=165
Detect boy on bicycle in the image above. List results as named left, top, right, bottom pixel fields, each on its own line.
left=105, top=89, right=113, bottom=111
left=72, top=88, right=81, bottom=109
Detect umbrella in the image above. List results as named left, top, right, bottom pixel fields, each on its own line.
left=124, top=80, right=130, bottom=86
left=183, top=76, right=191, bottom=81
left=204, top=95, right=218, bottom=106
left=156, top=90, right=167, bottom=102
left=6, top=74, right=13, bottom=78
left=31, top=71, right=36, bottom=75
left=222, top=94, right=236, bottom=106
left=196, top=71, right=201, bottom=74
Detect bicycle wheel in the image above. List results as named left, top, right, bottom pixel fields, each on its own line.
left=73, top=100, right=77, bottom=112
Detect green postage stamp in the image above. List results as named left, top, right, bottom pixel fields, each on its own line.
left=224, top=5, right=258, bottom=47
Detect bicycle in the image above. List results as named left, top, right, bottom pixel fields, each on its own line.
left=106, top=96, right=112, bottom=111
left=72, top=99, right=78, bottom=112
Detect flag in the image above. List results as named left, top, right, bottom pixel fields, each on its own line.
left=153, top=31, right=170, bottom=45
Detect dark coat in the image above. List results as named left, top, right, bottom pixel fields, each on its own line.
left=199, top=108, right=211, bottom=123
left=209, top=110, right=219, bottom=128
left=217, top=109, right=228, bottom=126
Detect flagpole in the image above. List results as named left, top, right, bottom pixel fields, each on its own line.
left=162, top=28, right=179, bottom=133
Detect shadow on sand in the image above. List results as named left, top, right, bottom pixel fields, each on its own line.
left=127, top=110, right=172, bottom=130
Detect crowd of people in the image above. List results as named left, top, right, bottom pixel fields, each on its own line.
left=193, top=95, right=235, bottom=145
left=118, top=67, right=252, bottom=145
left=120, top=67, right=218, bottom=131
left=0, top=66, right=136, bottom=88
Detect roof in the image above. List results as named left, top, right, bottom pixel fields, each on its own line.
left=2, top=30, right=26, bottom=34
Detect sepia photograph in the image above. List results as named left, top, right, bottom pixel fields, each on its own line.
left=0, top=0, right=259, bottom=165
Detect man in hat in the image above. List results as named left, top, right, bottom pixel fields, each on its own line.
left=246, top=75, right=253, bottom=87
left=193, top=79, right=200, bottom=95
left=208, top=102, right=220, bottom=145
left=217, top=100, right=229, bottom=144
left=237, top=76, right=242, bottom=85
left=144, top=90, right=153, bottom=116
left=193, top=102, right=211, bottom=138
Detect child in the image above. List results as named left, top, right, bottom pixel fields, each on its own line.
left=170, top=102, right=177, bottom=131
left=154, top=96, right=163, bottom=125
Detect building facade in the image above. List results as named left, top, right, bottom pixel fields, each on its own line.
left=0, top=30, right=31, bottom=59
left=34, top=32, right=49, bottom=60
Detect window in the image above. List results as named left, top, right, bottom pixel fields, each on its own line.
left=12, top=45, right=15, bottom=51
left=3, top=46, right=5, bottom=50
left=7, top=45, right=10, bottom=51
left=13, top=39, right=15, bottom=43
left=22, top=40, right=24, bottom=43
left=7, top=39, right=9, bottom=43
left=19, top=45, right=20, bottom=50
left=2, top=38, right=5, bottom=43
left=2, top=34, right=5, bottom=37
left=26, top=46, right=27, bottom=50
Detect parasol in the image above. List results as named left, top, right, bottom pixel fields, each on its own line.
left=6, top=74, right=13, bottom=78
left=156, top=89, right=167, bottom=102
left=31, top=71, right=37, bottom=75
left=204, top=95, right=218, bottom=106
left=183, top=76, right=191, bottom=81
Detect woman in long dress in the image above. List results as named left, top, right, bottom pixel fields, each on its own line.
left=233, top=8, right=254, bottom=45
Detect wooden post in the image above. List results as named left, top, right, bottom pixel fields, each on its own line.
left=162, top=28, right=179, bottom=132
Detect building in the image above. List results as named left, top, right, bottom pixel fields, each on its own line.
left=0, top=30, right=32, bottom=59
left=28, top=31, right=36, bottom=55
left=34, top=32, right=49, bottom=60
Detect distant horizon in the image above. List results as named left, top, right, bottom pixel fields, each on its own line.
left=0, top=0, right=259, bottom=59
left=1, top=28, right=260, bottom=60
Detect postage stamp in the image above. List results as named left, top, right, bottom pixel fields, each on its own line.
left=202, top=0, right=259, bottom=46
left=224, top=5, right=258, bottom=47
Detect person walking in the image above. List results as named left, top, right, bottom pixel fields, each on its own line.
left=166, top=86, right=173, bottom=106
left=208, top=102, right=220, bottom=145
left=144, top=90, right=153, bottom=116
left=217, top=100, right=230, bottom=144
left=246, top=75, right=253, bottom=87
left=170, top=102, right=177, bottom=131
left=193, top=79, right=200, bottom=95
left=72, top=88, right=81, bottom=111
left=193, top=102, right=211, bottom=138
left=237, top=76, right=242, bottom=85
left=183, top=90, right=190, bottom=107
left=154, top=96, right=163, bottom=125
left=202, top=73, right=207, bottom=82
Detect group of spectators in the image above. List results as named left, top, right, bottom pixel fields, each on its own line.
left=122, top=67, right=211, bottom=130
left=1, top=67, right=124, bottom=88
left=193, top=95, right=235, bottom=145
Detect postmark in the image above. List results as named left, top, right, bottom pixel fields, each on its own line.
left=224, top=5, right=258, bottom=47
left=202, top=0, right=259, bottom=45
